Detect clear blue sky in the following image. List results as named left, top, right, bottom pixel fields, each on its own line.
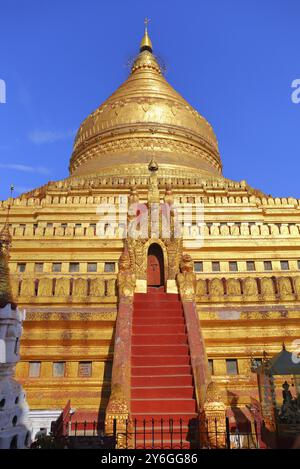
left=0, top=0, right=299, bottom=200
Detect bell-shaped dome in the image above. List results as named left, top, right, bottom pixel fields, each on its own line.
left=69, top=29, right=222, bottom=179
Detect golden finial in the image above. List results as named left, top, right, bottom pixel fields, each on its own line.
left=140, top=17, right=153, bottom=53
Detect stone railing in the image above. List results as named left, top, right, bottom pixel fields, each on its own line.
left=196, top=275, right=300, bottom=303
left=182, top=223, right=300, bottom=238
left=1, top=192, right=300, bottom=209
left=10, top=276, right=117, bottom=300
left=3, top=222, right=300, bottom=239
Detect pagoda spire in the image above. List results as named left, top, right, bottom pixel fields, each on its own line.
left=140, top=17, right=153, bottom=53
left=0, top=185, right=14, bottom=308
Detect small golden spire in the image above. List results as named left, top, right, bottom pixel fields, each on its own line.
left=0, top=185, right=14, bottom=308
left=0, top=185, right=14, bottom=247
left=140, top=17, right=153, bottom=53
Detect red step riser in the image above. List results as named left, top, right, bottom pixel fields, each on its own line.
left=133, top=308, right=183, bottom=314
left=130, top=422, right=190, bottom=431
left=132, top=335, right=187, bottom=346
left=134, top=302, right=182, bottom=308
left=133, top=313, right=183, bottom=319
left=132, top=376, right=193, bottom=387
left=132, top=366, right=192, bottom=376
left=133, top=318, right=185, bottom=326
left=134, top=304, right=182, bottom=309
left=131, top=400, right=197, bottom=413
left=133, top=432, right=190, bottom=441
left=133, top=307, right=183, bottom=318
left=133, top=325, right=186, bottom=334
left=131, top=387, right=194, bottom=399
left=134, top=302, right=181, bottom=307
left=132, top=356, right=190, bottom=366
left=132, top=345, right=189, bottom=355
left=133, top=441, right=191, bottom=448
left=134, top=298, right=182, bottom=304
left=134, top=443, right=191, bottom=450
left=131, top=415, right=197, bottom=424
left=130, top=426, right=190, bottom=435
left=135, top=293, right=180, bottom=299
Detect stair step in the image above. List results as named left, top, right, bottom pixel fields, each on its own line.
left=132, top=355, right=190, bottom=366
left=130, top=421, right=191, bottom=430
left=131, top=386, right=194, bottom=399
left=132, top=345, right=189, bottom=355
left=132, top=334, right=187, bottom=346
left=133, top=309, right=183, bottom=317
left=133, top=325, right=186, bottom=334
left=133, top=430, right=191, bottom=437
left=134, top=302, right=182, bottom=308
left=131, top=426, right=191, bottom=435
left=132, top=365, right=192, bottom=376
left=134, top=427, right=189, bottom=443
left=131, top=399, right=197, bottom=413
left=134, top=442, right=192, bottom=449
left=131, top=413, right=198, bottom=422
left=132, top=375, right=193, bottom=387
left=133, top=317, right=185, bottom=326
left=134, top=307, right=183, bottom=313
left=135, top=293, right=180, bottom=300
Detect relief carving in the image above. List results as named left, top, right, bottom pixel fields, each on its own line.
left=55, top=278, right=70, bottom=296
left=294, top=277, right=300, bottom=297
left=38, top=278, right=53, bottom=297
left=107, top=278, right=117, bottom=297
left=73, top=278, right=88, bottom=297
left=209, top=278, right=224, bottom=300
left=243, top=277, right=259, bottom=299
left=260, top=278, right=275, bottom=301
left=90, top=278, right=105, bottom=297
left=20, top=278, right=35, bottom=297
left=226, top=278, right=241, bottom=298
left=277, top=277, right=294, bottom=300
left=196, top=279, right=207, bottom=298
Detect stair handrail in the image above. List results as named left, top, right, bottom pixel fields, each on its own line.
left=105, top=251, right=135, bottom=439
left=177, top=254, right=211, bottom=411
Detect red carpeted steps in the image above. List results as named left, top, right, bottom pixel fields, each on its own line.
left=131, top=288, right=198, bottom=448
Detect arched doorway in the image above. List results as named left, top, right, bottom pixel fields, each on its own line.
left=147, top=243, right=164, bottom=288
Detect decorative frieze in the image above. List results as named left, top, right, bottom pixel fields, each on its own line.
left=4, top=221, right=300, bottom=239
left=195, top=276, right=300, bottom=303
left=10, top=277, right=117, bottom=301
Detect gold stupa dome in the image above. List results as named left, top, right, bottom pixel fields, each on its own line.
left=69, top=23, right=222, bottom=179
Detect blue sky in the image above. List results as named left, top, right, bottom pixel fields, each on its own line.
left=0, top=0, right=299, bottom=200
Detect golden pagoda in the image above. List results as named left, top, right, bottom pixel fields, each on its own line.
left=1, top=23, right=300, bottom=446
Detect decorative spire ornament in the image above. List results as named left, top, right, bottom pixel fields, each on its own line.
left=147, top=159, right=160, bottom=204
left=140, top=17, right=153, bottom=52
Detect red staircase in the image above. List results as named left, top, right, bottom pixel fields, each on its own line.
left=131, top=287, right=198, bottom=448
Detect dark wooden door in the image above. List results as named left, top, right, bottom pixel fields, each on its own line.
left=147, top=244, right=164, bottom=287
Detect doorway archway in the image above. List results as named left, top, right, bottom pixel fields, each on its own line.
left=147, top=243, right=164, bottom=288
